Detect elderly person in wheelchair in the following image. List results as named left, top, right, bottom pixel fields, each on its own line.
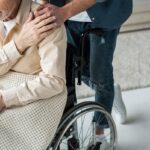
left=0, top=0, right=131, bottom=150
left=0, top=0, right=67, bottom=149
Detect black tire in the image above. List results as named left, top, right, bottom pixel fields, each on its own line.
left=50, top=102, right=117, bottom=150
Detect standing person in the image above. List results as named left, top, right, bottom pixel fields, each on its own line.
left=36, top=0, right=133, bottom=149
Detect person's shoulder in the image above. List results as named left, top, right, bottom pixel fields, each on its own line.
left=46, top=24, right=67, bottom=41
left=39, top=25, right=67, bottom=47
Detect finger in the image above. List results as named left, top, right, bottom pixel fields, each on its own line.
left=26, top=12, right=34, bottom=23
left=38, top=23, right=57, bottom=33
left=36, top=3, right=53, bottom=11
left=36, top=16, right=56, bottom=28
left=36, top=6, right=53, bottom=16
left=45, top=3, right=54, bottom=8
left=34, top=10, right=45, bottom=17
left=40, top=29, right=54, bottom=40
left=35, top=5, right=47, bottom=17
left=33, top=11, right=52, bottom=24
left=34, top=7, right=50, bottom=18
left=36, top=5, right=45, bottom=11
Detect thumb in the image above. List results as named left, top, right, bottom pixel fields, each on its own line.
left=26, top=12, right=34, bottom=23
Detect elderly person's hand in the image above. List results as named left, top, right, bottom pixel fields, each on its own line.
left=15, top=11, right=56, bottom=53
left=0, top=96, right=5, bottom=112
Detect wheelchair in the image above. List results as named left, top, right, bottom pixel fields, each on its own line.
left=47, top=28, right=117, bottom=150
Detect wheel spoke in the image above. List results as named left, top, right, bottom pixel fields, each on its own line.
left=50, top=104, right=117, bottom=150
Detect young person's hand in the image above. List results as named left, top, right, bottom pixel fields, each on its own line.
left=0, top=95, right=6, bottom=112
left=35, top=4, right=68, bottom=28
left=35, top=0, right=96, bottom=28
left=15, top=12, right=56, bottom=53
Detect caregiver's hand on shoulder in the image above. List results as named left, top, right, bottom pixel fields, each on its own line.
left=35, top=4, right=68, bottom=28
left=0, top=96, right=6, bottom=112
left=15, top=12, right=56, bottom=53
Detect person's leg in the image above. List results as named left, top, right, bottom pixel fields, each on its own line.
left=82, top=28, right=120, bottom=136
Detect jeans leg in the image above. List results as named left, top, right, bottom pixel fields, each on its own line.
left=87, top=28, right=119, bottom=128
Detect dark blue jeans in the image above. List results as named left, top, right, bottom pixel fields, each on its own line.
left=66, top=21, right=119, bottom=128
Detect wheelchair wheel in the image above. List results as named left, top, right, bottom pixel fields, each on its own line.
left=50, top=101, right=117, bottom=150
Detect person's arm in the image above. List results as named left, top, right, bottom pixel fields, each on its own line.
left=36, top=0, right=106, bottom=27
left=60, top=0, right=96, bottom=19
left=0, top=40, right=23, bottom=76
left=56, top=0, right=107, bottom=21
left=0, top=25, right=67, bottom=109
left=0, top=12, right=56, bottom=76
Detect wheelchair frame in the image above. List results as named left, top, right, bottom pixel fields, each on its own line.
left=47, top=28, right=118, bottom=150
